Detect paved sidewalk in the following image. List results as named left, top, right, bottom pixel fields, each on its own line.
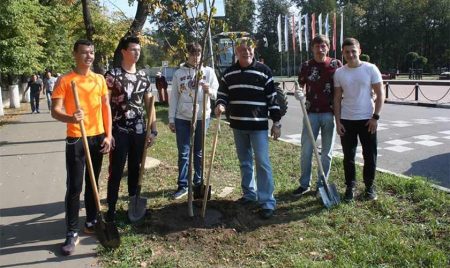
left=0, top=102, right=99, bottom=267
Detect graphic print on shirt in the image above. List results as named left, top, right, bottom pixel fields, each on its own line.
left=178, top=73, right=206, bottom=97
left=105, top=68, right=151, bottom=134
left=308, top=66, right=321, bottom=82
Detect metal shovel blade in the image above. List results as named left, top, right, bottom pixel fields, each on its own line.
left=128, top=195, right=147, bottom=222
left=329, top=183, right=341, bottom=204
left=95, top=214, right=121, bottom=249
left=318, top=186, right=333, bottom=209
left=318, top=183, right=341, bottom=209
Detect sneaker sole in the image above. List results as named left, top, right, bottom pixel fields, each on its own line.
left=61, top=236, right=79, bottom=256
left=292, top=189, right=310, bottom=197
left=173, top=192, right=188, bottom=200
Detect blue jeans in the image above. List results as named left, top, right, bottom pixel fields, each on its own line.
left=175, top=118, right=209, bottom=189
left=300, top=112, right=336, bottom=189
left=46, top=91, right=53, bottom=110
left=232, top=129, right=276, bottom=210
left=30, top=92, right=40, bottom=112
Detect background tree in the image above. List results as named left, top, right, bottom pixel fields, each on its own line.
left=224, top=0, right=255, bottom=33
left=416, top=56, right=428, bottom=68
left=256, top=0, right=290, bottom=73
left=405, top=52, right=419, bottom=69
left=149, top=0, right=225, bottom=66
left=0, top=0, right=46, bottom=84
left=360, top=54, right=370, bottom=62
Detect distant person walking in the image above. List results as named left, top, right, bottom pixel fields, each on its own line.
left=155, top=71, right=168, bottom=104
left=23, top=74, right=43, bottom=113
left=333, top=37, right=384, bottom=202
left=43, top=71, right=57, bottom=110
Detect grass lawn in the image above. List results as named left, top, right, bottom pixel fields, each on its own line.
left=96, top=105, right=449, bottom=267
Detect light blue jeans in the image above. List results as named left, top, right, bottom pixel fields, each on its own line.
left=232, top=129, right=276, bottom=210
left=175, top=118, right=210, bottom=189
left=300, top=112, right=336, bottom=189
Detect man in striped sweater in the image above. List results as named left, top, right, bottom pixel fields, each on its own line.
left=215, top=37, right=281, bottom=219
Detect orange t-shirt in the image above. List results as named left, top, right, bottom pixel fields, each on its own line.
left=52, top=71, right=108, bottom=137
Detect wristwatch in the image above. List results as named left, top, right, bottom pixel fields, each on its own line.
left=273, top=122, right=282, bottom=128
left=151, top=130, right=158, bottom=136
left=372, top=114, right=380, bottom=120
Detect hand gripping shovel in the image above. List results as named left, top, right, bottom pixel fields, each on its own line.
left=295, top=82, right=340, bottom=208
left=201, top=114, right=221, bottom=218
left=71, top=81, right=120, bottom=248
left=128, top=96, right=155, bottom=222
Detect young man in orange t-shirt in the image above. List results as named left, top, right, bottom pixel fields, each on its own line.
left=51, top=39, right=112, bottom=256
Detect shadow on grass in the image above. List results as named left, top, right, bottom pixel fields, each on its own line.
left=124, top=189, right=325, bottom=237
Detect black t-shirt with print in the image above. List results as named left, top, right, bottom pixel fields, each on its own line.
left=105, top=67, right=151, bottom=134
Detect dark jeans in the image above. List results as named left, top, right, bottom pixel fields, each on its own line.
left=107, top=129, right=145, bottom=213
left=65, top=133, right=105, bottom=233
left=30, top=92, right=40, bottom=112
left=340, top=119, right=377, bottom=189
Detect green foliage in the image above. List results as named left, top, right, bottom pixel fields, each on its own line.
left=224, top=0, right=255, bottom=33
left=360, top=53, right=370, bottom=62
left=416, top=56, right=428, bottom=67
left=337, top=0, right=450, bottom=71
left=0, top=0, right=47, bottom=77
left=256, top=0, right=290, bottom=73
left=150, top=0, right=225, bottom=66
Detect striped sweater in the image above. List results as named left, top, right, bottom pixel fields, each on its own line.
left=216, top=59, right=281, bottom=130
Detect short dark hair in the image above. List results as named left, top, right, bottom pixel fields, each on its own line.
left=342, top=37, right=360, bottom=49
left=311, top=34, right=330, bottom=48
left=119, top=36, right=140, bottom=50
left=186, top=42, right=202, bottom=54
left=73, top=39, right=94, bottom=52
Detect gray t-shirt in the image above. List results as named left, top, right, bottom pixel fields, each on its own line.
left=44, top=77, right=57, bottom=92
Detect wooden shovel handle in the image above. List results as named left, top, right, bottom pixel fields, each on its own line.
left=136, top=96, right=155, bottom=192
left=201, top=115, right=220, bottom=218
left=71, top=81, right=102, bottom=211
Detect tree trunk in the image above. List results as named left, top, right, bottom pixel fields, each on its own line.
left=112, top=0, right=150, bottom=67
left=81, top=0, right=104, bottom=73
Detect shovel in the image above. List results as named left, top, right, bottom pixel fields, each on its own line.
left=201, top=114, right=221, bottom=218
left=295, top=82, right=340, bottom=208
left=71, top=81, right=120, bottom=248
left=128, top=96, right=155, bottom=222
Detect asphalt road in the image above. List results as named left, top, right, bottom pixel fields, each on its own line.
left=280, top=95, right=450, bottom=189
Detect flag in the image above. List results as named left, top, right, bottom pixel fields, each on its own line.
left=277, top=14, right=282, bottom=52
left=332, top=12, right=337, bottom=51
left=318, top=13, right=322, bottom=35
left=340, top=12, right=344, bottom=50
left=298, top=14, right=302, bottom=52
left=325, top=13, right=329, bottom=38
left=284, top=15, right=288, bottom=52
left=292, top=15, right=296, bottom=51
left=305, top=14, right=309, bottom=51
left=311, top=13, right=316, bottom=38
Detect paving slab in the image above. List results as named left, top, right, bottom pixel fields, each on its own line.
left=0, top=103, right=100, bottom=268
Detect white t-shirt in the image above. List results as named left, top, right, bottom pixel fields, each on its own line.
left=334, top=62, right=382, bottom=120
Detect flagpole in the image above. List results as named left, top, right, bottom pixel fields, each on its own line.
left=277, top=14, right=282, bottom=76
